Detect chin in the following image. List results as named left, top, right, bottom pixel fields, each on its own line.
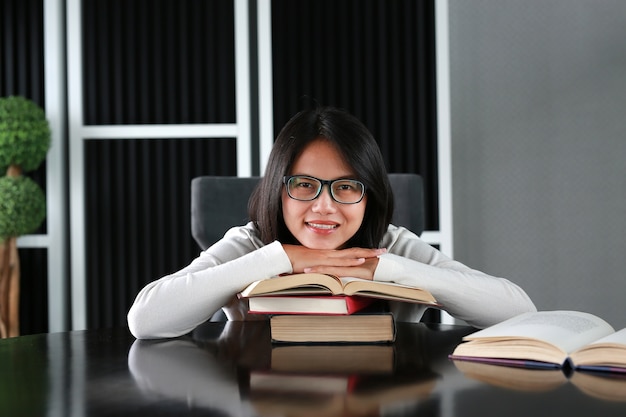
left=304, top=238, right=348, bottom=250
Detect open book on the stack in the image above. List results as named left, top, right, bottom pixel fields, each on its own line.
left=239, top=272, right=438, bottom=306
left=239, top=272, right=437, bottom=317
left=450, top=310, right=626, bottom=373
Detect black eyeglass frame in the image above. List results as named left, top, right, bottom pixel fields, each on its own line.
left=282, top=175, right=366, bottom=204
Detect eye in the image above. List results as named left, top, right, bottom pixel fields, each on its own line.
left=294, top=178, right=316, bottom=188
left=334, top=180, right=361, bottom=192
left=336, top=182, right=358, bottom=191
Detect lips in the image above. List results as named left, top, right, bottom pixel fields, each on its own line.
left=306, top=222, right=338, bottom=230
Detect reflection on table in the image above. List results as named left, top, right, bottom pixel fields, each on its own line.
left=453, top=358, right=626, bottom=402
left=3, top=321, right=626, bottom=416
left=128, top=321, right=462, bottom=417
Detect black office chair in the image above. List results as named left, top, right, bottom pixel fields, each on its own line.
left=191, top=173, right=424, bottom=250
left=191, top=176, right=262, bottom=250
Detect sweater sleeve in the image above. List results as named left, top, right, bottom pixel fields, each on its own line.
left=127, top=225, right=293, bottom=339
left=375, top=225, right=536, bottom=328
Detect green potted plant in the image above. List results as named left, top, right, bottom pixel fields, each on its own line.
left=0, top=96, right=50, bottom=338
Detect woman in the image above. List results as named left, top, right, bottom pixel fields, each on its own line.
left=128, top=106, right=536, bottom=339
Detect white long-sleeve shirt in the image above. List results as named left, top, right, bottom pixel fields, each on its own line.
left=128, top=223, right=536, bottom=339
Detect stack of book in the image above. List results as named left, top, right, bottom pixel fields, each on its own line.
left=238, top=272, right=439, bottom=343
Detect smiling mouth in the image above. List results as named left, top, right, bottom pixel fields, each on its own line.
left=306, top=222, right=338, bottom=230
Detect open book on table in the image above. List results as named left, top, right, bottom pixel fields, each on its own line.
left=238, top=272, right=438, bottom=306
left=450, top=310, right=626, bottom=373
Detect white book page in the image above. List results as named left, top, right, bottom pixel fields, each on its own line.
left=339, top=276, right=408, bottom=288
left=339, top=276, right=368, bottom=284
left=465, top=311, right=615, bottom=353
left=587, top=327, right=626, bottom=346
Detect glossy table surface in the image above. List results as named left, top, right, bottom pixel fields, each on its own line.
left=2, top=321, right=626, bottom=416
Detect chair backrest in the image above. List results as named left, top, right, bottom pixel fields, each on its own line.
left=191, top=173, right=424, bottom=250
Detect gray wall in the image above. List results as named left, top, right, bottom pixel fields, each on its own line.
left=449, top=0, right=626, bottom=328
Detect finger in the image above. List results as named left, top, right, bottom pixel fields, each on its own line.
left=300, top=259, right=364, bottom=274
left=313, top=256, right=367, bottom=267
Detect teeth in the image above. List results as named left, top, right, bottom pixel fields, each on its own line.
left=307, top=223, right=337, bottom=230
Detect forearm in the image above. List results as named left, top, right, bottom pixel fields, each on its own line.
left=128, top=241, right=292, bottom=339
left=374, top=253, right=536, bottom=328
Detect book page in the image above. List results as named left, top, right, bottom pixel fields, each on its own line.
left=339, top=276, right=412, bottom=288
left=338, top=277, right=437, bottom=304
left=585, top=327, right=626, bottom=347
left=240, top=273, right=343, bottom=297
left=339, top=276, right=369, bottom=285
left=465, top=311, right=615, bottom=354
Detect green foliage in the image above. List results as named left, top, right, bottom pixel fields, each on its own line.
left=0, top=176, right=46, bottom=240
left=0, top=96, right=50, bottom=239
left=0, top=96, right=51, bottom=173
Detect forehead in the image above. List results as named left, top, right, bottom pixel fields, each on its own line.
left=290, top=139, right=355, bottom=177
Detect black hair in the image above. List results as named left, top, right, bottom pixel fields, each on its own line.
left=248, top=106, right=393, bottom=248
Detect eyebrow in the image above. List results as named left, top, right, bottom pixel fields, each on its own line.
left=290, top=173, right=359, bottom=180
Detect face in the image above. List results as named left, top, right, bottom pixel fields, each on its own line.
left=282, top=138, right=367, bottom=250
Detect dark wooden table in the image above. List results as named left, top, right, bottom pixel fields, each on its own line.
left=2, top=321, right=626, bottom=416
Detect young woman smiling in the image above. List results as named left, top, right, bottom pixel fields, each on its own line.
left=128, top=106, right=536, bottom=339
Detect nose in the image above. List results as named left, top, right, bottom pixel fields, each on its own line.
left=311, top=185, right=337, bottom=214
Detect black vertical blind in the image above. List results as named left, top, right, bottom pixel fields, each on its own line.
left=84, top=139, right=236, bottom=329
left=81, top=0, right=239, bottom=329
left=82, top=0, right=236, bottom=125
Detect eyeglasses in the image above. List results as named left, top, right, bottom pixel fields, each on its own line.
left=283, top=175, right=366, bottom=204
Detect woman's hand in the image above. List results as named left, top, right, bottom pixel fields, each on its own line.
left=282, top=244, right=386, bottom=280
left=307, top=257, right=381, bottom=281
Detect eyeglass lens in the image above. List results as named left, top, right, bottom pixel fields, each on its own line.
left=286, top=176, right=364, bottom=203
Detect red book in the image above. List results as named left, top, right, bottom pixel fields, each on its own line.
left=246, top=295, right=375, bottom=315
